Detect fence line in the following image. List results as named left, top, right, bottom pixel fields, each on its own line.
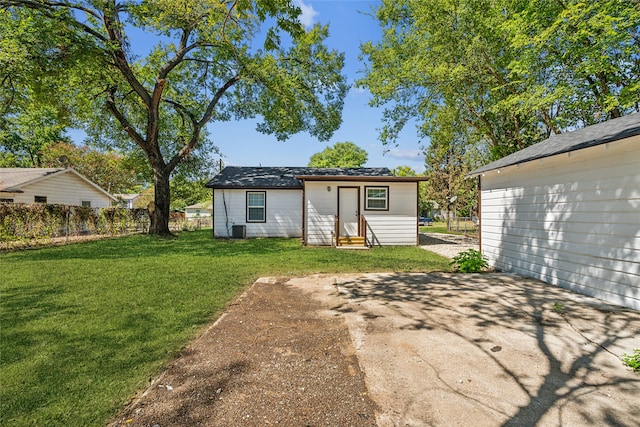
left=0, top=203, right=149, bottom=249
left=448, top=216, right=478, bottom=233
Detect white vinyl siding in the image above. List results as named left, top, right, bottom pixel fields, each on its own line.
left=213, top=189, right=302, bottom=238
left=305, top=181, right=418, bottom=246
left=479, top=136, right=640, bottom=310
left=305, top=183, right=338, bottom=245
left=10, top=172, right=113, bottom=207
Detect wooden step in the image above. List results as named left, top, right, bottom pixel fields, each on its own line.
left=338, top=236, right=367, bottom=248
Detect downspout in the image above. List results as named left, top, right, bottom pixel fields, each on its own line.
left=477, top=176, right=482, bottom=252
left=415, top=181, right=419, bottom=246
left=211, top=188, right=215, bottom=238
left=301, top=181, right=306, bottom=245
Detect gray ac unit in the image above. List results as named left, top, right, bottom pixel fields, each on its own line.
left=231, top=225, right=246, bottom=239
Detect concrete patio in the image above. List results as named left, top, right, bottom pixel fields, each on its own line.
left=288, top=272, right=640, bottom=426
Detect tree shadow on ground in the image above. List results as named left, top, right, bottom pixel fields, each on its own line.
left=330, top=272, right=640, bottom=426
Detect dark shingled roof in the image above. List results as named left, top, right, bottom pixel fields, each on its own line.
left=205, top=167, right=393, bottom=189
left=468, top=112, right=640, bottom=177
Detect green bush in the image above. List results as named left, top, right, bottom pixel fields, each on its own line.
left=622, top=349, right=640, bottom=373
left=450, top=249, right=488, bottom=273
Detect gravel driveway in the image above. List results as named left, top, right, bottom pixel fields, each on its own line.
left=419, top=232, right=479, bottom=258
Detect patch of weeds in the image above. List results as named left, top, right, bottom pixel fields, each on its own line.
left=450, top=249, right=488, bottom=273
left=622, top=349, right=640, bottom=373
left=552, top=302, right=564, bottom=314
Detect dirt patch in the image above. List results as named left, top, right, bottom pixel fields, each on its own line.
left=110, top=277, right=377, bottom=427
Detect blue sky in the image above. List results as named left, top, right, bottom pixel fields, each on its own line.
left=212, top=0, right=427, bottom=172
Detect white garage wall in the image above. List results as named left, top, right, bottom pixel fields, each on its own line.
left=213, top=189, right=302, bottom=238
left=480, top=136, right=640, bottom=310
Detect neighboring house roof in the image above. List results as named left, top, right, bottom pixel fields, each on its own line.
left=206, top=166, right=396, bottom=189
left=468, top=112, right=640, bottom=177
left=0, top=167, right=116, bottom=200
left=184, top=202, right=213, bottom=210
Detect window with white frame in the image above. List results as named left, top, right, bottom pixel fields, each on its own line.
left=365, top=186, right=388, bottom=210
left=246, top=191, right=266, bottom=222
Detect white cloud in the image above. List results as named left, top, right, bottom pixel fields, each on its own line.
left=387, top=148, right=424, bottom=161
left=293, top=0, right=319, bottom=29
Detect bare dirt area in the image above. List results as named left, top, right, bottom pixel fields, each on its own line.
left=110, top=277, right=377, bottom=427
left=111, top=272, right=640, bottom=427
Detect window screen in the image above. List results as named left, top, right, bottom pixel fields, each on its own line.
left=246, top=191, right=266, bottom=222
left=365, top=187, right=388, bottom=210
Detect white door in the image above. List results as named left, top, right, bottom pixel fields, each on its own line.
left=338, top=187, right=359, bottom=237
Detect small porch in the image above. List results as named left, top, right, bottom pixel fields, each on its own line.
left=333, top=215, right=374, bottom=249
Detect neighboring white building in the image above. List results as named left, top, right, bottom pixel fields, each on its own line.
left=184, top=202, right=213, bottom=219
left=0, top=167, right=116, bottom=208
left=206, top=167, right=424, bottom=246
left=114, top=193, right=142, bottom=209
left=468, top=113, right=640, bottom=310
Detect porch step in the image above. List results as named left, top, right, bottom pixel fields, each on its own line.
left=337, top=236, right=367, bottom=249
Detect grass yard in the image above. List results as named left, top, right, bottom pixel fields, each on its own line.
left=0, top=230, right=450, bottom=426
left=420, top=222, right=477, bottom=235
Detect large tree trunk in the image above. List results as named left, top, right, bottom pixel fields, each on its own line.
left=149, top=167, right=172, bottom=235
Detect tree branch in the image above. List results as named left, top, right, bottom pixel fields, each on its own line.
left=105, top=87, right=146, bottom=149
left=157, top=28, right=193, bottom=80
left=1, top=0, right=109, bottom=43
left=198, top=74, right=241, bottom=128
left=101, top=1, right=151, bottom=106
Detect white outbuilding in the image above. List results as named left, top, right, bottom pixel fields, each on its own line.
left=206, top=167, right=424, bottom=247
left=468, top=113, right=640, bottom=310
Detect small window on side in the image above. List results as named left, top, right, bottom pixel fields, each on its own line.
left=246, top=191, right=266, bottom=222
left=34, top=196, right=47, bottom=203
left=81, top=201, right=91, bottom=207
left=365, top=186, right=388, bottom=211
left=0, top=198, right=13, bottom=203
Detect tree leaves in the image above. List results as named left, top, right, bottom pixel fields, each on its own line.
left=1, top=0, right=348, bottom=234
left=308, top=141, right=368, bottom=168
left=359, top=0, right=640, bottom=160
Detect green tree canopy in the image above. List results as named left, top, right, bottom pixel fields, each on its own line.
left=37, top=142, right=140, bottom=194
left=359, top=0, right=640, bottom=161
left=1, top=0, right=348, bottom=234
left=308, top=141, right=368, bottom=167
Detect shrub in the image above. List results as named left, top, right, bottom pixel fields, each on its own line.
left=622, top=349, right=640, bottom=373
left=450, top=249, right=488, bottom=273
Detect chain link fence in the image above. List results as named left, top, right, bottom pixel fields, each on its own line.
left=0, top=203, right=149, bottom=249
left=448, top=216, right=478, bottom=233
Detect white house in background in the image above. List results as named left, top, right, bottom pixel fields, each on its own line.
left=0, top=167, right=116, bottom=208
left=205, top=167, right=424, bottom=247
left=468, top=113, right=640, bottom=310
left=114, top=193, right=142, bottom=209
left=184, top=201, right=213, bottom=219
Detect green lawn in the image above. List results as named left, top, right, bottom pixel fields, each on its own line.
left=420, top=222, right=478, bottom=235
left=0, top=230, right=450, bottom=426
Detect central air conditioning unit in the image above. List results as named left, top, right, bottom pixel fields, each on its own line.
left=231, top=225, right=246, bottom=239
